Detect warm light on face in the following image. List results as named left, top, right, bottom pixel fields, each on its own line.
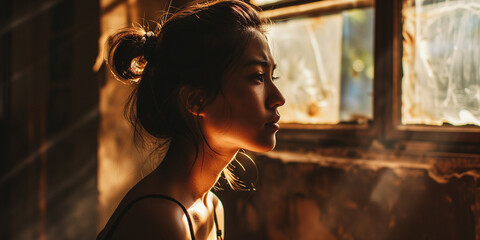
left=200, top=29, right=285, bottom=154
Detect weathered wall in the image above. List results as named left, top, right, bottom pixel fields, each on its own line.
left=217, top=151, right=480, bottom=240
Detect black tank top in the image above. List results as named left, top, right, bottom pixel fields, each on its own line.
left=96, top=194, right=223, bottom=240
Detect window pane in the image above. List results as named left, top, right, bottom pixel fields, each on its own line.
left=267, top=8, right=374, bottom=124
left=402, top=0, right=480, bottom=126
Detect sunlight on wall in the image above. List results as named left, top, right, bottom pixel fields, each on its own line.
left=97, top=0, right=145, bottom=231
left=402, top=0, right=480, bottom=126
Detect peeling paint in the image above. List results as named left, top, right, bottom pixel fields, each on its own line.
left=218, top=150, right=479, bottom=240
left=260, top=150, right=480, bottom=185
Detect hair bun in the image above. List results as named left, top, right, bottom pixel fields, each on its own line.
left=143, top=31, right=157, bottom=62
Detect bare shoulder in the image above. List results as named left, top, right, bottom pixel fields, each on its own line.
left=110, top=196, right=192, bottom=240
left=210, top=191, right=223, bottom=209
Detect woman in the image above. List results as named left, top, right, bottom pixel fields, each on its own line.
left=97, top=0, right=285, bottom=239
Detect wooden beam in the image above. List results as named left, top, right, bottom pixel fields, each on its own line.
left=262, top=0, right=374, bottom=21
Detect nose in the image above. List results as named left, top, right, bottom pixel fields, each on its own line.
left=267, top=82, right=285, bottom=110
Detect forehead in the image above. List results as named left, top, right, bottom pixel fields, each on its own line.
left=238, top=29, right=274, bottom=66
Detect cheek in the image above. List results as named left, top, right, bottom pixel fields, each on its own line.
left=228, top=85, right=265, bottom=118
left=201, top=82, right=273, bottom=150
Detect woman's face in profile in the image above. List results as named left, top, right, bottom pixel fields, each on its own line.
left=201, top=29, right=285, bottom=153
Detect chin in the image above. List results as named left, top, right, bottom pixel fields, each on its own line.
left=257, top=145, right=276, bottom=152
left=250, top=138, right=277, bottom=152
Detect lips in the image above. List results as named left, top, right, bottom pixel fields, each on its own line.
left=265, top=115, right=281, bottom=130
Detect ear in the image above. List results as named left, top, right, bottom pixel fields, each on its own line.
left=179, top=86, right=206, bottom=117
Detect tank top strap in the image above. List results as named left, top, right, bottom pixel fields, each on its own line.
left=213, top=203, right=223, bottom=240
left=98, top=194, right=196, bottom=240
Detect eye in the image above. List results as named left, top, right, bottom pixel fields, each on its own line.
left=253, top=73, right=265, bottom=82
left=272, top=75, right=280, bottom=81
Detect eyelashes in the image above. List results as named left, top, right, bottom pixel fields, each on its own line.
left=253, top=73, right=280, bottom=82
left=253, top=74, right=264, bottom=82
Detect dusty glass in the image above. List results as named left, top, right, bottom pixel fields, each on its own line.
left=402, top=0, right=480, bottom=126
left=267, top=8, right=375, bottom=124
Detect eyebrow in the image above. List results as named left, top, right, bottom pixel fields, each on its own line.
left=244, top=60, right=277, bottom=71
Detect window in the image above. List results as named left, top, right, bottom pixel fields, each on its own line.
left=264, top=1, right=374, bottom=126
left=259, top=0, right=480, bottom=145
left=401, top=0, right=480, bottom=127
left=257, top=0, right=377, bottom=144
left=386, top=0, right=480, bottom=143
left=267, top=8, right=374, bottom=125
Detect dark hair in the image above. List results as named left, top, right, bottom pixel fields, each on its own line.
left=105, top=0, right=265, bottom=189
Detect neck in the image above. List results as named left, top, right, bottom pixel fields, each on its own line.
left=155, top=138, right=237, bottom=202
